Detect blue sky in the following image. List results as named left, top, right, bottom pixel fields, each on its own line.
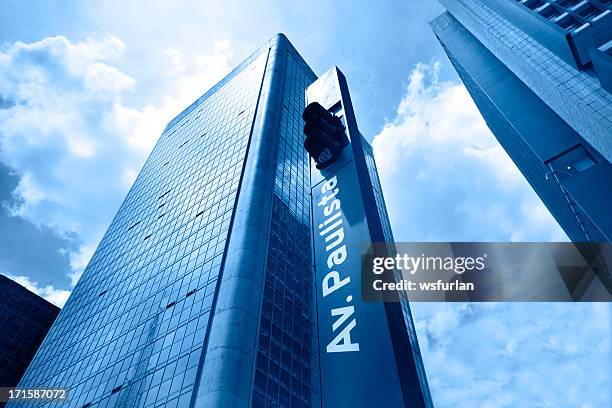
left=0, top=0, right=609, bottom=406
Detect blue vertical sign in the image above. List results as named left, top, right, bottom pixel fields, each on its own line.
left=306, top=67, right=431, bottom=407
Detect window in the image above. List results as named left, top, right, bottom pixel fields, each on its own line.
left=547, top=144, right=597, bottom=180
left=525, top=0, right=546, bottom=11
left=556, top=15, right=582, bottom=30
left=575, top=3, right=603, bottom=20
left=540, top=5, right=562, bottom=20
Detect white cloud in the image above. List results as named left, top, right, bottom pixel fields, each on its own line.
left=0, top=35, right=234, bottom=287
left=372, top=62, right=568, bottom=242
left=5, top=273, right=70, bottom=307
left=411, top=302, right=611, bottom=407
left=375, top=63, right=609, bottom=407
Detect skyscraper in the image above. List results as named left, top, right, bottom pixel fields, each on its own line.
left=14, top=34, right=316, bottom=408
left=431, top=0, right=612, bottom=242
left=0, top=275, right=59, bottom=392
left=13, top=34, right=429, bottom=407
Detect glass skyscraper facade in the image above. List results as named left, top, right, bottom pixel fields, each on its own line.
left=0, top=275, right=59, bottom=392
left=431, top=0, right=612, bottom=242
left=13, top=32, right=429, bottom=408
left=13, top=34, right=319, bottom=408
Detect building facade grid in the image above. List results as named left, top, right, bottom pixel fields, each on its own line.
left=441, top=0, right=612, bottom=162
left=0, top=275, right=59, bottom=392
left=14, top=51, right=269, bottom=408
left=253, top=48, right=319, bottom=408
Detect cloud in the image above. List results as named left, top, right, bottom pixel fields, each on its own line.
left=411, top=302, right=611, bottom=407
left=372, top=62, right=568, bottom=242
left=375, top=63, right=610, bottom=407
left=0, top=35, right=234, bottom=287
left=5, top=273, right=70, bottom=307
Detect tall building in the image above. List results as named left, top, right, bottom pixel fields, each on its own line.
left=0, top=274, right=59, bottom=390
left=431, top=0, right=612, bottom=242
left=13, top=34, right=429, bottom=407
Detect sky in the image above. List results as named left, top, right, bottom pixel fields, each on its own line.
left=0, top=0, right=610, bottom=406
